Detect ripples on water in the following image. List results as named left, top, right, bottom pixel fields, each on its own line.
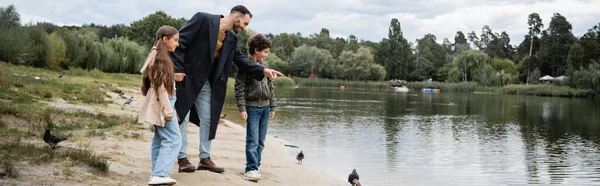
left=226, top=88, right=600, bottom=185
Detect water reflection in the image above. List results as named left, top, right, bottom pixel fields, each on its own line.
left=223, top=88, right=600, bottom=185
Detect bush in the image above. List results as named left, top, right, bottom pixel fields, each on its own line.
left=273, top=76, right=296, bottom=87
left=293, top=78, right=390, bottom=89
left=407, top=81, right=479, bottom=93
left=23, top=26, right=50, bottom=68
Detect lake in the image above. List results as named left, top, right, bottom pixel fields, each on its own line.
left=223, top=87, right=600, bottom=185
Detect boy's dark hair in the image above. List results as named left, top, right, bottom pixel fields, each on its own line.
left=231, top=5, right=253, bottom=18
left=247, top=34, right=272, bottom=55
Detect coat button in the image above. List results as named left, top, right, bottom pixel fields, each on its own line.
left=198, top=61, right=202, bottom=64
left=220, top=77, right=224, bottom=81
left=220, top=94, right=223, bottom=98
left=202, top=40, right=206, bottom=44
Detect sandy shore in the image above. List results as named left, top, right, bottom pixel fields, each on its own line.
left=0, top=84, right=347, bottom=186
left=170, top=120, right=347, bottom=186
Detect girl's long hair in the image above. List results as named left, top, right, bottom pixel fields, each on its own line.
left=142, top=26, right=178, bottom=96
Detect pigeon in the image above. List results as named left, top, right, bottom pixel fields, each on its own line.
left=43, top=128, right=67, bottom=148
left=296, top=151, right=304, bottom=163
left=348, top=169, right=360, bottom=186
left=101, top=83, right=106, bottom=88
left=119, top=93, right=127, bottom=99
left=124, top=96, right=133, bottom=105
left=220, top=113, right=227, bottom=119
left=58, top=73, right=63, bottom=78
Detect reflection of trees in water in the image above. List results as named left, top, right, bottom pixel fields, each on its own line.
left=515, top=98, right=600, bottom=184
left=382, top=93, right=405, bottom=171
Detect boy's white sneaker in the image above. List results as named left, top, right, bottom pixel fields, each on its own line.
left=244, top=170, right=260, bottom=182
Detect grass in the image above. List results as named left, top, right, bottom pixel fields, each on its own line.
left=293, top=78, right=391, bottom=89
left=0, top=61, right=145, bottom=178
left=0, top=140, right=109, bottom=177
left=0, top=62, right=140, bottom=105
left=476, top=84, right=594, bottom=98
left=407, top=81, right=479, bottom=93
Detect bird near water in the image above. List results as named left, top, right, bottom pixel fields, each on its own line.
left=296, top=151, right=304, bottom=163
left=348, top=169, right=360, bottom=186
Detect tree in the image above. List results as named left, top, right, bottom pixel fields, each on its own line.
left=528, top=68, right=541, bottom=84
left=454, top=31, right=469, bottom=54
left=47, top=32, right=67, bottom=70
left=412, top=34, right=445, bottom=81
left=567, top=42, right=584, bottom=68
left=579, top=23, right=600, bottom=65
left=345, top=35, right=360, bottom=52
left=124, top=11, right=186, bottom=48
left=24, top=26, right=51, bottom=68
left=289, top=44, right=335, bottom=78
left=491, top=58, right=517, bottom=75
left=527, top=13, right=544, bottom=56
left=537, top=13, right=576, bottom=76
left=264, top=53, right=288, bottom=75
left=452, top=50, right=489, bottom=82
left=0, top=4, right=20, bottom=28
left=380, top=18, right=413, bottom=80
left=271, top=32, right=303, bottom=62
left=338, top=47, right=385, bottom=80
left=442, top=38, right=454, bottom=63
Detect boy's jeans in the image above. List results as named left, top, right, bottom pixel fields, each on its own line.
left=245, top=106, right=270, bottom=172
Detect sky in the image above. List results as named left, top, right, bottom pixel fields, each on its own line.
left=2, top=0, right=599, bottom=45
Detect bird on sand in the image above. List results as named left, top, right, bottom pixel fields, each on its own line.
left=58, top=73, right=63, bottom=78
left=220, top=113, right=227, bottom=119
left=124, top=96, right=133, bottom=105
left=348, top=169, right=360, bottom=186
left=119, top=93, right=127, bottom=99
left=43, top=128, right=67, bottom=148
left=296, top=151, right=304, bottom=163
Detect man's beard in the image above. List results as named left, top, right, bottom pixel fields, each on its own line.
left=233, top=20, right=242, bottom=33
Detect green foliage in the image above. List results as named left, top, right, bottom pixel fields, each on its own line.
left=452, top=50, right=490, bottom=82
left=380, top=18, right=414, bottom=80
left=47, top=32, right=68, bottom=70
left=570, top=62, right=600, bottom=94
left=24, top=26, right=51, bottom=68
left=124, top=11, right=186, bottom=48
left=273, top=76, right=296, bottom=88
left=264, top=53, right=288, bottom=75
left=0, top=4, right=20, bottom=28
left=289, top=44, right=336, bottom=78
left=294, top=78, right=390, bottom=90
left=407, top=81, right=479, bottom=93
left=478, top=84, right=593, bottom=98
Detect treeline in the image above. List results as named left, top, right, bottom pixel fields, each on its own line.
left=0, top=5, right=185, bottom=74
left=1, top=4, right=599, bottom=92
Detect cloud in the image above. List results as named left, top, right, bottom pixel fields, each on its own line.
left=2, top=0, right=599, bottom=45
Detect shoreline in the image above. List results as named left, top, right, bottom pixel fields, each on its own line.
left=168, top=119, right=348, bottom=186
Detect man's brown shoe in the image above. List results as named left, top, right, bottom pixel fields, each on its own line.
left=197, top=157, right=225, bottom=173
left=178, top=158, right=196, bottom=173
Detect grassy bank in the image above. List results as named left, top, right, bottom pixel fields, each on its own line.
left=476, top=84, right=594, bottom=98
left=406, top=81, right=594, bottom=98
left=293, top=78, right=391, bottom=90
left=0, top=61, right=141, bottom=178
left=407, top=81, right=479, bottom=93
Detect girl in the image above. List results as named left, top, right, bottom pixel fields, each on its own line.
left=138, top=25, right=180, bottom=185
left=234, top=34, right=277, bottom=182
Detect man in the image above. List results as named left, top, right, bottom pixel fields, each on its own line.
left=171, top=5, right=283, bottom=173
